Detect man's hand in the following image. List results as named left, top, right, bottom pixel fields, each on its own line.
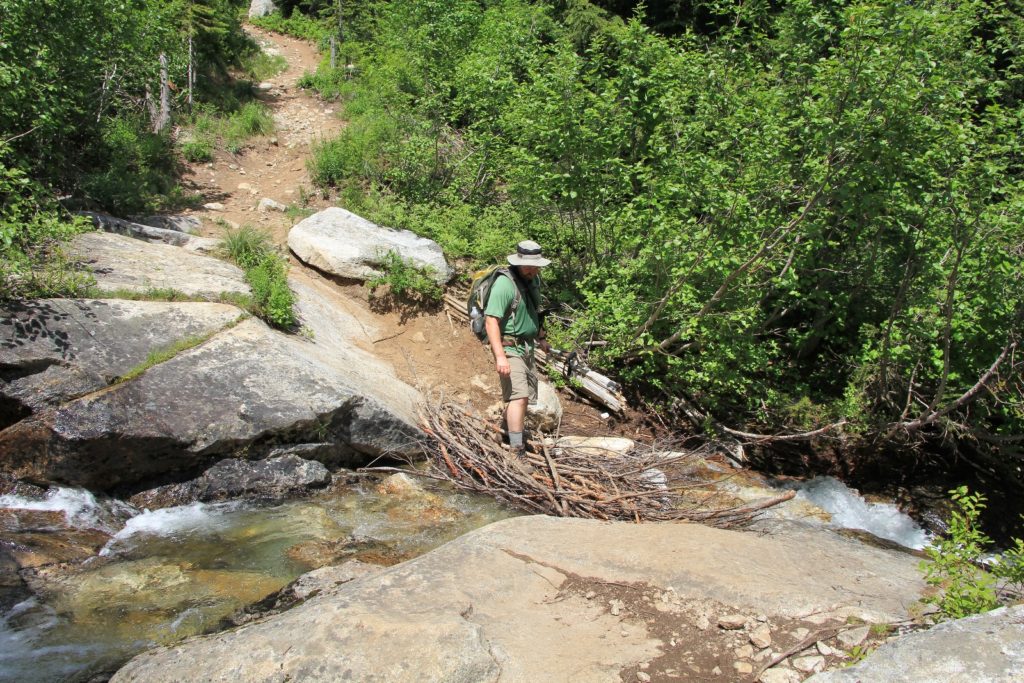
left=538, top=338, right=551, bottom=354
left=495, top=355, right=511, bottom=376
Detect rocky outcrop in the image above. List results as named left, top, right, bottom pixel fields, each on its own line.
left=248, top=0, right=277, bottom=19
left=807, top=605, right=1024, bottom=683
left=129, top=455, right=332, bottom=509
left=111, top=516, right=927, bottom=682
left=288, top=207, right=452, bottom=285
left=80, top=213, right=218, bottom=253
left=70, top=231, right=241, bottom=296
left=0, top=299, right=243, bottom=426
left=1, top=235, right=424, bottom=491
left=131, top=215, right=203, bottom=235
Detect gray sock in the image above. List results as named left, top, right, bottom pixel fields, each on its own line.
left=508, top=431, right=524, bottom=447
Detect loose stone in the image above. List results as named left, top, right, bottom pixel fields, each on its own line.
left=792, top=655, right=826, bottom=673
left=837, top=625, right=870, bottom=648
left=750, top=623, right=772, bottom=649
left=718, top=614, right=747, bottom=630
left=733, top=661, right=753, bottom=674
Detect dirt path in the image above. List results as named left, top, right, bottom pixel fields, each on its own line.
left=179, top=27, right=623, bottom=437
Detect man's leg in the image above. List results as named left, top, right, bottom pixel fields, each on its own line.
left=506, top=397, right=528, bottom=440
left=500, top=355, right=530, bottom=451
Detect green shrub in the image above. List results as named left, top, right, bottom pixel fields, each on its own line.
left=367, top=250, right=443, bottom=304
left=920, top=487, right=1024, bottom=620
left=1, top=146, right=93, bottom=300
left=80, top=115, right=179, bottom=214
left=249, top=11, right=331, bottom=43
left=221, top=225, right=273, bottom=269
left=247, top=253, right=296, bottom=329
left=218, top=224, right=295, bottom=329
left=243, top=51, right=288, bottom=81
left=224, top=102, right=274, bottom=152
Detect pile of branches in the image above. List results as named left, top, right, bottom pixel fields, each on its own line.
left=409, top=402, right=794, bottom=527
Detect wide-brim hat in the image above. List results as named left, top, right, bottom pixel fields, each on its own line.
left=507, top=240, right=551, bottom=267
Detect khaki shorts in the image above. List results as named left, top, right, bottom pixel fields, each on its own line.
left=499, top=353, right=538, bottom=403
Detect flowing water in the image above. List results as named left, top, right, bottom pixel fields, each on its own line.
left=781, top=476, right=933, bottom=549
left=0, top=478, right=515, bottom=683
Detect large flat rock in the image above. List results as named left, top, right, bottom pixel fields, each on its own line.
left=0, top=316, right=421, bottom=490
left=288, top=207, right=452, bottom=284
left=0, top=299, right=242, bottom=425
left=1, top=235, right=423, bottom=491
left=70, top=231, right=246, bottom=297
left=808, top=605, right=1024, bottom=683
left=112, top=516, right=927, bottom=682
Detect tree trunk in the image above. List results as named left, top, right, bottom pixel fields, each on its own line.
left=153, top=53, right=171, bottom=133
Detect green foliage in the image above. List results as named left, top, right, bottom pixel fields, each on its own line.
left=317, top=0, right=1024, bottom=469
left=219, top=224, right=296, bottom=329
left=0, top=144, right=93, bottom=300
left=246, top=253, right=297, bottom=329
left=249, top=10, right=332, bottom=43
left=242, top=51, right=288, bottom=81
left=224, top=102, right=274, bottom=152
left=221, top=224, right=273, bottom=268
left=921, top=487, right=1024, bottom=620
left=367, top=250, right=443, bottom=304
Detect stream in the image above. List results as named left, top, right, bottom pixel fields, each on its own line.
left=0, top=477, right=514, bottom=682
left=0, top=473, right=931, bottom=682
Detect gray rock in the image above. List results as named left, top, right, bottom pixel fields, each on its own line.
left=129, top=455, right=331, bottom=509
left=792, top=655, right=826, bottom=673
left=248, top=0, right=276, bottom=17
left=0, top=299, right=242, bottom=425
left=836, top=625, right=869, bottom=648
left=750, top=623, right=773, bottom=648
left=288, top=207, right=452, bottom=285
left=760, top=669, right=801, bottom=683
left=69, top=232, right=245, bottom=298
left=0, top=316, right=421, bottom=490
left=807, top=606, right=1024, bottom=683
left=132, top=215, right=202, bottom=235
left=525, top=379, right=562, bottom=432
left=80, top=213, right=215, bottom=252
left=257, top=198, right=286, bottom=213
left=203, top=202, right=225, bottom=211
left=111, top=516, right=926, bottom=682
left=719, top=614, right=748, bottom=630
left=2, top=243, right=424, bottom=490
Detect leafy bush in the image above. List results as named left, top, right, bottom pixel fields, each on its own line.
left=1, top=145, right=93, bottom=299
left=224, top=102, right=274, bottom=153
left=219, top=224, right=295, bottom=329
left=247, top=253, right=296, bottom=329
left=921, top=487, right=1024, bottom=620
left=249, top=11, right=331, bottom=44
left=221, top=225, right=273, bottom=269
left=80, top=115, right=180, bottom=213
left=367, top=250, right=443, bottom=304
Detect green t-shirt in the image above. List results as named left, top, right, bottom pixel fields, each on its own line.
left=484, top=272, right=541, bottom=356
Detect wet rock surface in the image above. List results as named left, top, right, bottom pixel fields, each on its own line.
left=129, top=455, right=331, bottom=510
left=110, top=515, right=928, bottom=682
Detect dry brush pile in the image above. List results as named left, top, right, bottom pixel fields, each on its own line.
left=395, top=402, right=795, bottom=527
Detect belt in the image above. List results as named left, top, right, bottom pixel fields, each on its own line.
left=501, top=336, right=536, bottom=348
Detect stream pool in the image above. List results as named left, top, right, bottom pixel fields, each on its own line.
left=0, top=477, right=514, bottom=682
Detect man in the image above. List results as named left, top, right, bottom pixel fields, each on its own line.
left=484, top=240, right=550, bottom=456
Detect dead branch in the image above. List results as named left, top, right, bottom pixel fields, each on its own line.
left=406, top=401, right=793, bottom=527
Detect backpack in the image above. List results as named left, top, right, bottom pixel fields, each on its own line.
left=466, top=265, right=522, bottom=341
